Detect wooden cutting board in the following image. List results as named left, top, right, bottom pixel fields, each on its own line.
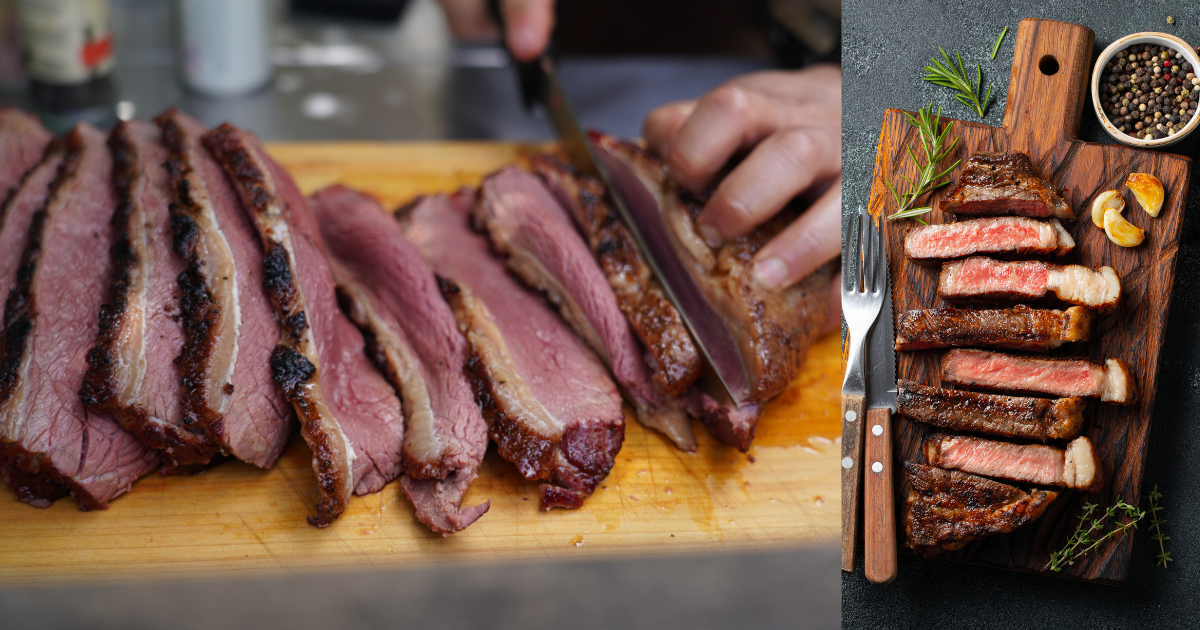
left=0, top=141, right=840, bottom=584
left=869, top=19, right=1190, bottom=582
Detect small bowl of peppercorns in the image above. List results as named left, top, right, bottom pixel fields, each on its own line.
left=1092, top=32, right=1200, bottom=148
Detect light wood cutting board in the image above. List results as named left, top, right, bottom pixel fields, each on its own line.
left=0, top=142, right=840, bottom=584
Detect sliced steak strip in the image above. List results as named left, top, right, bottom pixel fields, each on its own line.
left=203, top=124, right=403, bottom=526
left=924, top=433, right=1103, bottom=492
left=474, top=167, right=695, bottom=452
left=0, top=108, right=52, bottom=204
left=401, top=191, right=623, bottom=511
left=941, top=349, right=1136, bottom=404
left=80, top=120, right=218, bottom=469
left=0, top=124, right=159, bottom=509
left=903, top=461, right=1058, bottom=556
left=894, top=305, right=1092, bottom=352
left=938, top=152, right=1074, bottom=219
left=311, top=185, right=490, bottom=533
left=156, top=110, right=293, bottom=468
left=904, top=217, right=1074, bottom=263
left=1, top=144, right=64, bottom=330
left=938, top=256, right=1121, bottom=313
left=896, top=380, right=1085, bottom=440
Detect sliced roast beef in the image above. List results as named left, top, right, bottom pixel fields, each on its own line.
left=938, top=152, right=1074, bottom=220
left=903, top=217, right=1074, bottom=263
left=310, top=185, right=490, bottom=532
left=894, top=305, right=1092, bottom=352
left=896, top=380, right=1085, bottom=440
left=156, top=110, right=293, bottom=469
left=1, top=144, right=63, bottom=331
left=938, top=257, right=1121, bottom=313
left=0, top=108, right=52, bottom=203
left=79, top=119, right=219, bottom=469
left=474, top=167, right=695, bottom=451
left=924, top=433, right=1103, bottom=492
left=941, top=349, right=1136, bottom=404
left=0, top=124, right=159, bottom=509
left=903, top=461, right=1058, bottom=556
left=203, top=124, right=403, bottom=526
left=400, top=190, right=624, bottom=510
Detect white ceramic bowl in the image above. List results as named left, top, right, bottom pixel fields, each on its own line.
left=1091, top=32, right=1200, bottom=148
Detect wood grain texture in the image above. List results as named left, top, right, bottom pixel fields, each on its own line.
left=0, top=142, right=840, bottom=584
left=840, top=393, right=865, bottom=571
left=863, top=407, right=896, bottom=584
left=868, top=19, right=1190, bottom=583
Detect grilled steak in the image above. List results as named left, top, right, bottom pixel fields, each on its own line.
left=896, top=380, right=1085, bottom=440
left=311, top=186, right=491, bottom=532
left=938, top=257, right=1121, bottom=313
left=924, top=433, right=1103, bottom=492
left=203, top=125, right=404, bottom=526
left=0, top=108, right=52, bottom=203
left=894, top=305, right=1092, bottom=352
left=156, top=110, right=292, bottom=469
left=903, top=217, right=1074, bottom=263
left=0, top=124, right=159, bottom=509
left=941, top=349, right=1136, bottom=404
left=474, top=167, right=695, bottom=451
left=938, top=152, right=1074, bottom=220
left=903, top=461, right=1058, bottom=556
left=401, top=190, right=624, bottom=511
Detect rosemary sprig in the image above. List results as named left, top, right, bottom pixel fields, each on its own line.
left=1047, top=497, right=1145, bottom=572
left=923, top=47, right=994, bottom=118
left=991, top=26, right=1009, bottom=60
left=1148, top=485, right=1172, bottom=568
left=886, top=102, right=961, bottom=222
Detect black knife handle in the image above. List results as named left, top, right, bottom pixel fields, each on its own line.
left=488, top=0, right=555, bottom=112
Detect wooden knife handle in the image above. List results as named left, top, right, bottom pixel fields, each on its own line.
left=863, top=407, right=897, bottom=584
left=840, top=394, right=866, bottom=572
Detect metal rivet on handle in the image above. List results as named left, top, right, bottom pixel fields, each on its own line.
left=842, top=457, right=854, bottom=469
left=871, top=462, right=883, bottom=473
left=845, top=410, right=857, bottom=422
left=872, top=424, right=883, bottom=436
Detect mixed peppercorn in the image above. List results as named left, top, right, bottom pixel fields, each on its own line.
left=1098, top=43, right=1199, bottom=141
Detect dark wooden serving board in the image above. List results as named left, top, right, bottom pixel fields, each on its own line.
left=866, top=18, right=1191, bottom=583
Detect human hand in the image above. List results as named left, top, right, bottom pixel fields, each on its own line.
left=436, top=0, right=555, bottom=61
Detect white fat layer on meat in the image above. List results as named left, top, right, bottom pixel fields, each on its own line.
left=1061, top=437, right=1098, bottom=490
left=117, top=143, right=152, bottom=411
left=1045, top=265, right=1120, bottom=309
left=1049, top=219, right=1075, bottom=256
left=1101, top=359, right=1132, bottom=404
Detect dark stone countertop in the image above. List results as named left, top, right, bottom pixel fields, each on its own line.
left=843, top=1, right=1200, bottom=627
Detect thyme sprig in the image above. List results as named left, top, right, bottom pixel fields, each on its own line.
left=1148, top=485, right=1172, bottom=568
left=1047, top=497, right=1145, bottom=572
left=886, top=103, right=961, bottom=222
left=923, top=47, right=994, bottom=118
left=991, top=27, right=1009, bottom=60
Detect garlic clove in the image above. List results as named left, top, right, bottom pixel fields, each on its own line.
left=1103, top=207, right=1146, bottom=247
left=1091, top=190, right=1125, bottom=228
left=1125, top=173, right=1164, bottom=217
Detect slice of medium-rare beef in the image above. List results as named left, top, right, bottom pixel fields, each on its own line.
left=903, top=217, right=1074, bottom=263
left=401, top=190, right=624, bottom=511
left=531, top=154, right=702, bottom=399
left=923, top=433, right=1103, bottom=492
left=203, top=124, right=403, bottom=526
left=0, top=124, right=159, bottom=509
left=894, top=305, right=1092, bottom=352
left=938, top=257, right=1121, bottom=313
left=1, top=143, right=64, bottom=328
left=0, top=108, right=52, bottom=203
left=474, top=167, right=695, bottom=452
left=79, top=119, right=219, bottom=470
left=310, top=185, right=490, bottom=532
left=941, top=349, right=1136, bottom=404
left=938, top=152, right=1074, bottom=219
left=156, top=110, right=292, bottom=469
left=903, top=461, right=1057, bottom=557
left=896, top=380, right=1085, bottom=441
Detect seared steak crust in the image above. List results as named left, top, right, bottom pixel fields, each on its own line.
left=895, top=305, right=1092, bottom=352
left=896, top=380, right=1085, bottom=440
left=903, top=461, right=1058, bottom=556
left=939, top=152, right=1074, bottom=219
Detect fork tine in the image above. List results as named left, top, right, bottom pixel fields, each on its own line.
left=862, top=207, right=876, bottom=293
left=842, top=214, right=856, bottom=293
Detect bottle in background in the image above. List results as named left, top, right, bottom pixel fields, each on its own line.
left=16, top=0, right=116, bottom=132
left=175, top=0, right=273, bottom=97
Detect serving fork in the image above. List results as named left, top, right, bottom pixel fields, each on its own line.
left=840, top=205, right=886, bottom=573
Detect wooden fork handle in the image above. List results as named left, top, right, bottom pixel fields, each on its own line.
left=840, top=394, right=866, bottom=572
left=864, top=407, right=897, bottom=584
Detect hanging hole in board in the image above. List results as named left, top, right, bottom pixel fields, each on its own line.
left=1039, top=55, right=1060, bottom=76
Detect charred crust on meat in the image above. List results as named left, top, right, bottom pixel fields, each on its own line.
left=460, top=346, right=557, bottom=480
left=262, top=244, right=296, bottom=311
left=0, top=439, right=131, bottom=511
left=270, top=345, right=316, bottom=395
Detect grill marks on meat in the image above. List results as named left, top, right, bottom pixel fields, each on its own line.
left=903, top=461, right=1057, bottom=556
left=401, top=191, right=623, bottom=511
left=896, top=381, right=1085, bottom=440
left=311, top=186, right=490, bottom=533
left=0, top=108, right=52, bottom=205
left=939, top=152, right=1074, bottom=220
left=904, top=217, right=1074, bottom=263
left=474, top=167, right=695, bottom=452
left=0, top=124, right=159, bottom=509
left=895, top=305, right=1092, bottom=352
left=938, top=257, right=1121, bottom=312
left=924, top=433, right=1103, bottom=492
left=941, top=349, right=1136, bottom=404
left=203, top=125, right=403, bottom=526
left=80, top=120, right=219, bottom=469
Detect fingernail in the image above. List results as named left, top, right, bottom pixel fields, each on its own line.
left=754, top=257, right=787, bottom=289
left=697, top=222, right=723, bottom=248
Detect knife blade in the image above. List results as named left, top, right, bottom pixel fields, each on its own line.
left=862, top=212, right=897, bottom=585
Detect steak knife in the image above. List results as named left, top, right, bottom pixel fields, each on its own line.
left=863, top=218, right=898, bottom=585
